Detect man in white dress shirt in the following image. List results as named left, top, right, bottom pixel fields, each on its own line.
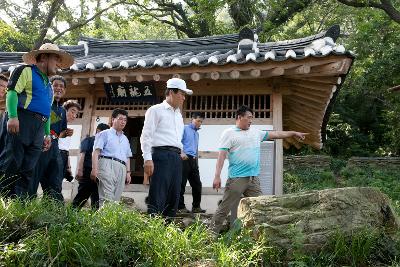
left=140, top=78, right=193, bottom=217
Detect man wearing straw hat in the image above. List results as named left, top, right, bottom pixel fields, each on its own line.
left=0, top=43, right=74, bottom=198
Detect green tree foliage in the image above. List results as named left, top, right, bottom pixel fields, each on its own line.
left=268, top=0, right=400, bottom=156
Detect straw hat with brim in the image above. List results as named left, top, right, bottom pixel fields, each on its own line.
left=22, top=43, right=74, bottom=69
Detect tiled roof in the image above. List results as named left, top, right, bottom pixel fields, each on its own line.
left=0, top=25, right=352, bottom=74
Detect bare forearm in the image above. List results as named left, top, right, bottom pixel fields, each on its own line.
left=268, top=131, right=295, bottom=139
left=92, top=149, right=100, bottom=171
left=215, top=151, right=227, bottom=177
left=126, top=159, right=131, bottom=173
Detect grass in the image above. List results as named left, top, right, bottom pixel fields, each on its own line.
left=0, top=198, right=276, bottom=267
left=0, top=161, right=399, bottom=266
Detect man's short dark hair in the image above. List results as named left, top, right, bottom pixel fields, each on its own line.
left=96, top=123, right=110, bottom=131
left=0, top=74, right=8, bottom=83
left=191, top=112, right=205, bottom=119
left=50, top=75, right=67, bottom=88
left=235, top=105, right=253, bottom=119
left=165, top=88, right=179, bottom=97
left=111, top=108, right=128, bottom=118
left=62, top=99, right=81, bottom=111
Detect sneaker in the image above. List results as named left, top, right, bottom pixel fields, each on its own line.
left=192, top=207, right=206, bottom=213
left=177, top=207, right=190, bottom=214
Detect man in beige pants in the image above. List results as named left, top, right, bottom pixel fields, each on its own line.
left=91, top=109, right=132, bottom=207
left=210, top=105, right=308, bottom=234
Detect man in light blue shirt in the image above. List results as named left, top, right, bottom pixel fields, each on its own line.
left=178, top=112, right=205, bottom=213
left=91, top=109, right=132, bottom=207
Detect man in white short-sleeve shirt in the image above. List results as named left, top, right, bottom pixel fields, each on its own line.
left=210, top=105, right=308, bottom=234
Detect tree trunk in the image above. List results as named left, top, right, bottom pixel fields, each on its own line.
left=34, top=0, right=65, bottom=49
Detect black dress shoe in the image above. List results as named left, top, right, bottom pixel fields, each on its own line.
left=192, top=207, right=206, bottom=213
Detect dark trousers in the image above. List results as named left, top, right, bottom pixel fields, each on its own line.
left=0, top=110, right=45, bottom=198
left=178, top=157, right=202, bottom=209
left=147, top=149, right=182, bottom=217
left=30, top=139, right=64, bottom=202
left=60, top=150, right=68, bottom=179
left=72, top=168, right=99, bottom=209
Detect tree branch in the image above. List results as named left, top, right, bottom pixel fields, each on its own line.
left=336, top=0, right=400, bottom=23
left=34, top=0, right=64, bottom=49
left=51, top=0, right=128, bottom=42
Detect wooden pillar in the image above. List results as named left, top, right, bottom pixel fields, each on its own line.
left=272, top=92, right=283, bottom=195
left=81, top=86, right=95, bottom=138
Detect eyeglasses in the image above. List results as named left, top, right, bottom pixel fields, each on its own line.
left=116, top=117, right=127, bottom=122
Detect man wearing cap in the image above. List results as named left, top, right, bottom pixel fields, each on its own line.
left=140, top=77, right=193, bottom=218
left=0, top=43, right=74, bottom=198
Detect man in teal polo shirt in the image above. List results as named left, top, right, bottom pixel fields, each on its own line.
left=209, top=105, right=308, bottom=234
left=0, top=43, right=74, bottom=198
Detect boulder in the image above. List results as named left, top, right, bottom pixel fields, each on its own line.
left=237, top=187, right=400, bottom=252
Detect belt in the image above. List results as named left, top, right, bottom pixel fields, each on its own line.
left=187, top=155, right=197, bottom=159
left=152, top=146, right=181, bottom=154
left=17, top=108, right=48, bottom=123
left=99, top=155, right=126, bottom=166
left=60, top=150, right=69, bottom=155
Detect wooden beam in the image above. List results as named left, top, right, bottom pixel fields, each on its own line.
left=72, top=78, right=79, bottom=85
left=191, top=72, right=202, bottom=81
left=263, top=67, right=284, bottom=78
left=287, top=96, right=326, bottom=111
left=285, top=65, right=310, bottom=75
left=291, top=91, right=330, bottom=105
left=104, top=76, right=111, bottom=83
left=210, top=71, right=220, bottom=80
left=289, top=76, right=342, bottom=85
left=136, top=74, right=144, bottom=82
left=293, top=88, right=333, bottom=99
left=272, top=92, right=283, bottom=196
left=287, top=97, right=326, bottom=114
left=282, top=78, right=336, bottom=92
left=250, top=69, right=261, bottom=78
left=286, top=113, right=322, bottom=129
left=153, top=74, right=161, bottom=81
left=283, top=140, right=291, bottom=149
left=88, top=77, right=96, bottom=84
left=285, top=137, right=302, bottom=149
left=310, top=61, right=343, bottom=74
left=229, top=70, right=240, bottom=79
left=286, top=108, right=324, bottom=123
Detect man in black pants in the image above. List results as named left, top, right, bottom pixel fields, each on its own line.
left=140, top=78, right=193, bottom=218
left=72, top=123, right=109, bottom=209
left=0, top=43, right=73, bottom=198
left=29, top=75, right=70, bottom=201
left=178, top=112, right=206, bottom=213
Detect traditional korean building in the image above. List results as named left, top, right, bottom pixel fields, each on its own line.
left=0, top=25, right=354, bottom=195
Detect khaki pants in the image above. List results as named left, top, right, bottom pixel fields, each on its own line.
left=97, top=158, right=126, bottom=207
left=210, top=176, right=262, bottom=233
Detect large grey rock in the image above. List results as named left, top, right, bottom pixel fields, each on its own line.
left=237, top=187, right=400, bottom=252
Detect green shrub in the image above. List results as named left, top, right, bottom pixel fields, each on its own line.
left=0, top=198, right=272, bottom=267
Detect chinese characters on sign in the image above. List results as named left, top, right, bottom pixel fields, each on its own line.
left=104, top=82, right=157, bottom=103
